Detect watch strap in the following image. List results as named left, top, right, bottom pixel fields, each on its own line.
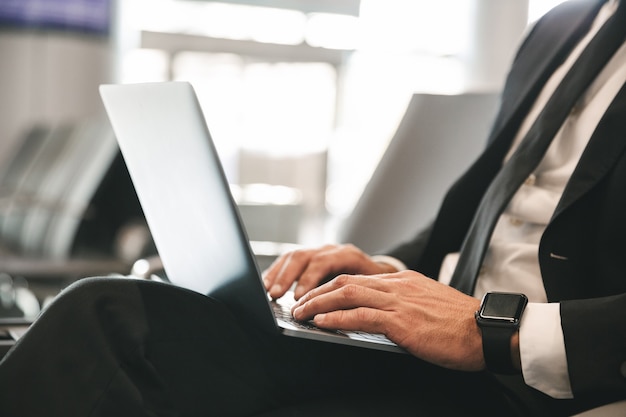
left=481, top=325, right=517, bottom=374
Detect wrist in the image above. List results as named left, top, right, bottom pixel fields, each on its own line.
left=369, top=255, right=406, bottom=273
left=469, top=301, right=487, bottom=371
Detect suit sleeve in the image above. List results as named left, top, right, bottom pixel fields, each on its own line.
left=383, top=222, right=434, bottom=273
left=560, top=294, right=626, bottom=405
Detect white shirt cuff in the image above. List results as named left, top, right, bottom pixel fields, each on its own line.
left=519, top=302, right=573, bottom=399
left=370, top=255, right=407, bottom=272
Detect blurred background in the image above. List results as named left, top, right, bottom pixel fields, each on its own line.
left=0, top=0, right=566, bottom=322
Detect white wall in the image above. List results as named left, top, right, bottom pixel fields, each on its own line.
left=0, top=32, right=114, bottom=168
left=465, top=0, right=529, bottom=91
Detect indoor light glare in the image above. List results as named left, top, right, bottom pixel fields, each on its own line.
left=528, top=0, right=568, bottom=23
left=305, top=13, right=359, bottom=50
left=135, top=0, right=307, bottom=45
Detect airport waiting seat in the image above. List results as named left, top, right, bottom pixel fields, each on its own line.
left=0, top=120, right=117, bottom=257
left=339, top=92, right=500, bottom=254
left=0, top=119, right=153, bottom=321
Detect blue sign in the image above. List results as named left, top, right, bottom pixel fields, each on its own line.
left=0, top=0, right=111, bottom=35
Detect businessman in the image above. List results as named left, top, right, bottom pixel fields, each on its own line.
left=1, top=0, right=626, bottom=416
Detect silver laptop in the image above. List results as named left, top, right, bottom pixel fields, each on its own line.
left=99, top=81, right=404, bottom=353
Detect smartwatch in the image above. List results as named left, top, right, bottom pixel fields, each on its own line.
left=475, top=292, right=528, bottom=374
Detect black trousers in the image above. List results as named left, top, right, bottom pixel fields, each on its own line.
left=0, top=277, right=555, bottom=416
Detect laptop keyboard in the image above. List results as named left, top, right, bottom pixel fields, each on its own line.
left=271, top=301, right=320, bottom=331
left=272, top=294, right=397, bottom=345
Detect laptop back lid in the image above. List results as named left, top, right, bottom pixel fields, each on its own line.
left=99, top=81, right=278, bottom=333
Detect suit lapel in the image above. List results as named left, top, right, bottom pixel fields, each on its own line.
left=489, top=0, right=605, bottom=146
left=553, top=81, right=626, bottom=218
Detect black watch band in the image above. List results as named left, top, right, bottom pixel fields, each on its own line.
left=475, top=292, right=528, bottom=375
left=479, top=325, right=518, bottom=374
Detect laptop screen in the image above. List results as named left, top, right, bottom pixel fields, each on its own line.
left=100, top=82, right=278, bottom=332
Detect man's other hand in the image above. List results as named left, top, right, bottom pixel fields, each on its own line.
left=262, top=244, right=398, bottom=300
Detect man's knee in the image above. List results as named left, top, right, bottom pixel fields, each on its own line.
left=43, top=276, right=144, bottom=319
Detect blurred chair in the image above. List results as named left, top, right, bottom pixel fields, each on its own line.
left=0, top=119, right=151, bottom=294
left=0, top=119, right=154, bottom=358
left=0, top=120, right=116, bottom=257
left=339, top=92, right=500, bottom=254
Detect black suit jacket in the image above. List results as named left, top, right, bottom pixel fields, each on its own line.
left=387, top=0, right=626, bottom=409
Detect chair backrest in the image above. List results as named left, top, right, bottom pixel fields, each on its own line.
left=0, top=118, right=119, bottom=258
left=339, top=92, right=500, bottom=254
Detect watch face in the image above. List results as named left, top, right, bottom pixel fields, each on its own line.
left=480, top=292, right=527, bottom=321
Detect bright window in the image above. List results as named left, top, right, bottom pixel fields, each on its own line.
left=118, top=0, right=563, bottom=242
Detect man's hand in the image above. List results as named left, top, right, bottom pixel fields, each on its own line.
left=291, top=270, right=485, bottom=372
left=262, top=244, right=398, bottom=300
